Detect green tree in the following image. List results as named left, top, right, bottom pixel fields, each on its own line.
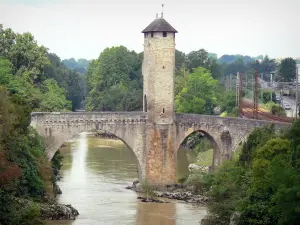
left=204, top=161, right=249, bottom=225
left=239, top=138, right=300, bottom=225
left=219, top=90, right=237, bottom=114
left=262, top=91, right=276, bottom=104
left=223, top=58, right=248, bottom=75
left=62, top=57, right=77, bottom=69
left=239, top=124, right=276, bottom=166
left=175, top=49, right=186, bottom=72
left=259, top=55, right=277, bottom=80
left=9, top=32, right=50, bottom=84
left=85, top=46, right=142, bottom=111
left=175, top=67, right=218, bottom=114
left=186, top=49, right=210, bottom=72
left=202, top=121, right=300, bottom=225
left=39, top=79, right=71, bottom=111
left=0, top=24, right=16, bottom=58
left=175, top=67, right=189, bottom=95
left=0, top=57, right=13, bottom=86
left=278, top=57, right=296, bottom=82
left=45, top=53, right=85, bottom=111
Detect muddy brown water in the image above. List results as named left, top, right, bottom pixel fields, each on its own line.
left=47, top=132, right=206, bottom=225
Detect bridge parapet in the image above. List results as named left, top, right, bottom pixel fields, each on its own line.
left=175, top=113, right=290, bottom=130
left=31, top=111, right=147, bottom=126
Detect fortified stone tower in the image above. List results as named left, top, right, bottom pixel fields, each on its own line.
left=142, top=14, right=177, bottom=124
left=142, top=14, right=178, bottom=186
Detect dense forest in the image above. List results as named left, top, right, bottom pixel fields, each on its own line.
left=62, top=58, right=90, bottom=74
left=0, top=24, right=84, bottom=224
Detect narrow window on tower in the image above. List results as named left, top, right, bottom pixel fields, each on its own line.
left=144, top=95, right=147, bottom=112
left=163, top=32, right=167, bottom=37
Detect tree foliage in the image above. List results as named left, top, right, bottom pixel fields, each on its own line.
left=62, top=57, right=90, bottom=74
left=0, top=87, right=53, bottom=224
left=201, top=121, right=300, bottom=225
left=278, top=57, right=297, bottom=82
left=175, top=67, right=219, bottom=114
left=0, top=24, right=84, bottom=112
left=219, top=90, right=237, bottom=115
left=85, top=46, right=142, bottom=111
left=0, top=24, right=83, bottom=223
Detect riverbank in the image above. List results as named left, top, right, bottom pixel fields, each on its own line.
left=12, top=197, right=79, bottom=220
left=126, top=181, right=208, bottom=205
left=45, top=152, right=80, bottom=221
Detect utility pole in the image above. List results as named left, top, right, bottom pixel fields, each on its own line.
left=296, top=66, right=299, bottom=119
left=254, top=69, right=259, bottom=119
left=270, top=73, right=273, bottom=114
left=239, top=72, right=243, bottom=117
left=252, top=74, right=254, bottom=104
left=226, top=75, right=229, bottom=90
left=260, top=73, right=263, bottom=102
left=229, top=73, right=232, bottom=91
left=236, top=72, right=239, bottom=108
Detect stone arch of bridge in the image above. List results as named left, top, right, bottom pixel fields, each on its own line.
left=176, top=129, right=220, bottom=167
left=42, top=126, right=144, bottom=180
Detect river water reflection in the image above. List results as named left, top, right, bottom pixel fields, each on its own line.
left=47, top=132, right=206, bottom=225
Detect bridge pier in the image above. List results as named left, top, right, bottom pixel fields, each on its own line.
left=145, top=123, right=177, bottom=186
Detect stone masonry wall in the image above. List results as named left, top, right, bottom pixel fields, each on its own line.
left=175, top=113, right=291, bottom=166
left=31, top=112, right=147, bottom=180
left=143, top=32, right=175, bottom=124
left=145, top=123, right=177, bottom=186
left=31, top=112, right=291, bottom=185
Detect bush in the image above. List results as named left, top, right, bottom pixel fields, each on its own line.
left=184, top=172, right=211, bottom=194
left=262, top=91, right=276, bottom=104
left=140, top=180, right=156, bottom=199
left=51, top=151, right=63, bottom=177
left=271, top=104, right=286, bottom=116
left=203, top=121, right=300, bottom=225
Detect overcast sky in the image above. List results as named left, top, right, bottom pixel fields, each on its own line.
left=0, top=0, right=299, bottom=60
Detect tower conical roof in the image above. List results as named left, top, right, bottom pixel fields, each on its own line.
left=142, top=17, right=178, bottom=33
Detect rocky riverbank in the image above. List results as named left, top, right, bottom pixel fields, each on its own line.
left=126, top=181, right=208, bottom=205
left=40, top=202, right=79, bottom=220
left=12, top=197, right=79, bottom=220
left=43, top=159, right=79, bottom=220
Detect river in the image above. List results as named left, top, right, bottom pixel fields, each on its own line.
left=47, top=132, right=207, bottom=225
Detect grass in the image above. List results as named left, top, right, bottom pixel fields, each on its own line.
left=195, top=149, right=213, bottom=166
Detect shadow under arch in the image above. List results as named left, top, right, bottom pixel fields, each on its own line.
left=176, top=130, right=220, bottom=169
left=46, top=129, right=143, bottom=180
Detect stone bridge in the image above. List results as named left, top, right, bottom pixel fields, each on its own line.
left=31, top=15, right=292, bottom=186
left=31, top=111, right=290, bottom=186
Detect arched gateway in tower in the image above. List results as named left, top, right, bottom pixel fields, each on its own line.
left=31, top=14, right=290, bottom=188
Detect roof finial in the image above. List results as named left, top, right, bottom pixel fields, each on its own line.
left=161, top=4, right=164, bottom=18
